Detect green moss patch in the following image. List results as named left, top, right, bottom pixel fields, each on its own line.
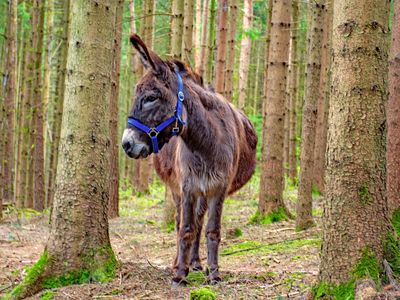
left=249, top=208, right=289, bottom=225
left=189, top=287, right=217, bottom=300
left=187, top=271, right=207, bottom=286
left=40, top=290, right=55, bottom=300
left=358, top=183, right=372, bottom=204
left=314, top=281, right=355, bottom=300
left=221, top=238, right=320, bottom=256
left=353, top=248, right=380, bottom=286
left=391, top=209, right=400, bottom=235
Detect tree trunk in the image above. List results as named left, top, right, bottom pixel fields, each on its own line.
left=194, top=0, right=202, bottom=70
left=259, top=0, right=292, bottom=219
left=7, top=1, right=118, bottom=298
left=313, top=1, right=333, bottom=194
left=288, top=0, right=299, bottom=181
left=182, top=0, right=194, bottom=64
left=214, top=0, right=228, bottom=94
left=318, top=0, right=390, bottom=288
left=224, top=0, right=237, bottom=102
left=206, top=0, right=217, bottom=83
left=237, top=0, right=252, bottom=110
left=108, top=0, right=124, bottom=219
left=171, top=0, right=184, bottom=60
left=47, top=0, right=70, bottom=208
left=197, top=0, right=209, bottom=77
left=296, top=0, right=326, bottom=231
left=32, top=0, right=46, bottom=211
left=388, top=0, right=400, bottom=216
left=1, top=0, right=18, bottom=209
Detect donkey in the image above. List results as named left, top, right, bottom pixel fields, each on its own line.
left=122, top=34, right=257, bottom=285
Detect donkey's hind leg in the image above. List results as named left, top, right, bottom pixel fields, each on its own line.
left=205, top=192, right=224, bottom=284
left=190, top=197, right=207, bottom=271
left=172, top=193, right=181, bottom=273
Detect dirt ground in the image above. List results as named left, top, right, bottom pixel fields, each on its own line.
left=0, top=176, right=323, bottom=299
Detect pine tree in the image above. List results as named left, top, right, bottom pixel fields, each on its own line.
left=214, top=0, right=228, bottom=94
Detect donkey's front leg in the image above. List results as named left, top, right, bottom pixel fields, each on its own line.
left=190, top=197, right=207, bottom=271
left=205, top=194, right=224, bottom=284
left=173, top=193, right=197, bottom=285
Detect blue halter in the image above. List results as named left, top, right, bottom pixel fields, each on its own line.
left=127, top=70, right=185, bottom=154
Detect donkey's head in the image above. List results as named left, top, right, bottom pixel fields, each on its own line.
left=122, top=34, right=191, bottom=159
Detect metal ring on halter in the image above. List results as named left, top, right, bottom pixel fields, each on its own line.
left=178, top=91, right=184, bottom=101
left=148, top=128, right=159, bottom=137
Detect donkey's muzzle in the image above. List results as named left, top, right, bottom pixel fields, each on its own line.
left=122, top=140, right=149, bottom=159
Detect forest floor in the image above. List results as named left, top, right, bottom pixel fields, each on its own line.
left=0, top=174, right=323, bottom=300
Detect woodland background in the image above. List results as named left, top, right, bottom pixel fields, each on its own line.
left=0, top=0, right=399, bottom=299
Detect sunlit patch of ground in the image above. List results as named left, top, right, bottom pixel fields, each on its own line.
left=0, top=174, right=324, bottom=299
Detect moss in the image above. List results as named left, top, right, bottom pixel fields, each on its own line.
left=164, top=220, right=175, bottom=233
left=189, top=287, right=217, bottom=300
left=186, top=271, right=207, bottom=286
left=391, top=209, right=400, bottom=235
left=353, top=248, right=380, bottom=286
left=249, top=208, right=288, bottom=225
left=314, top=248, right=380, bottom=299
left=221, top=238, right=320, bottom=256
left=384, top=231, right=400, bottom=276
left=358, top=183, right=372, bottom=204
left=40, top=291, right=55, bottom=300
left=233, top=228, right=242, bottom=237
left=311, top=185, right=322, bottom=198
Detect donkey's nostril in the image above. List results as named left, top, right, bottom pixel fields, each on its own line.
left=122, top=140, right=132, bottom=153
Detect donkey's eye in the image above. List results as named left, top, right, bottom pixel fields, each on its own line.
left=145, top=97, right=157, bottom=103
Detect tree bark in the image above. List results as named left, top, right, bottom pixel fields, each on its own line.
left=296, top=0, right=326, bottom=231
left=319, top=0, right=390, bottom=286
left=194, top=0, right=202, bottom=69
left=388, top=0, right=400, bottom=216
left=214, top=0, right=228, bottom=94
left=288, top=0, right=299, bottom=181
left=171, top=0, right=184, bottom=60
left=206, top=0, right=217, bottom=83
left=9, top=1, right=118, bottom=298
left=182, top=0, right=194, bottom=64
left=259, top=0, right=292, bottom=218
left=1, top=0, right=18, bottom=210
left=47, top=0, right=70, bottom=208
left=313, top=1, right=333, bottom=194
left=197, top=0, right=209, bottom=77
left=32, top=0, right=46, bottom=211
left=237, top=0, right=253, bottom=110
left=224, top=0, right=238, bottom=102
left=108, top=0, right=124, bottom=219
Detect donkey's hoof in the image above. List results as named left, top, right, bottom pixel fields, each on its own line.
left=207, top=276, right=222, bottom=285
left=172, top=277, right=188, bottom=287
left=191, top=261, right=203, bottom=271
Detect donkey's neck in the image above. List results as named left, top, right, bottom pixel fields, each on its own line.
left=180, top=84, right=226, bottom=156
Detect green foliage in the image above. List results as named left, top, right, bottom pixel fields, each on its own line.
left=248, top=115, right=263, bottom=161
left=232, top=227, right=243, bottom=238
left=165, top=220, right=175, bottom=233
left=186, top=271, right=207, bottom=286
left=249, top=208, right=289, bottom=225
left=40, top=291, right=55, bottom=300
left=189, top=287, right=217, bottom=300
left=391, top=209, right=400, bottom=235
left=311, top=185, right=321, bottom=198
left=314, top=281, right=355, bottom=300
left=42, top=270, right=90, bottom=288
left=353, top=248, right=380, bottom=286
left=384, top=232, right=400, bottom=276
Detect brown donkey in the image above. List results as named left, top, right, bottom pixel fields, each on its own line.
left=122, top=34, right=257, bottom=285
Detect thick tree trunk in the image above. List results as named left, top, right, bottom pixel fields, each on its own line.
left=388, top=0, right=400, bottom=216
left=224, top=0, right=238, bottom=102
left=313, top=1, right=333, bottom=194
left=319, top=0, right=390, bottom=287
left=296, top=0, right=325, bottom=231
left=47, top=0, right=70, bottom=208
left=7, top=1, right=118, bottom=298
left=32, top=0, right=46, bottom=211
left=182, top=0, right=194, bottom=64
left=214, top=0, right=228, bottom=94
left=288, top=0, right=299, bottom=181
left=171, top=0, right=184, bottom=60
left=237, top=0, right=253, bottom=110
left=1, top=0, right=17, bottom=209
left=197, top=0, right=209, bottom=77
left=259, top=0, right=291, bottom=218
left=108, top=0, right=124, bottom=218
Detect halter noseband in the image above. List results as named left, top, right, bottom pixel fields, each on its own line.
left=127, top=70, right=185, bottom=154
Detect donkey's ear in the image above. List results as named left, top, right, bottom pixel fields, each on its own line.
left=130, top=34, right=166, bottom=74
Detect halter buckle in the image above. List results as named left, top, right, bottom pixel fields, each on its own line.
left=178, top=91, right=184, bottom=101
left=148, top=128, right=159, bottom=137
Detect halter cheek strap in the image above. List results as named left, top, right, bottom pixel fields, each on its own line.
left=127, top=70, right=186, bottom=154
